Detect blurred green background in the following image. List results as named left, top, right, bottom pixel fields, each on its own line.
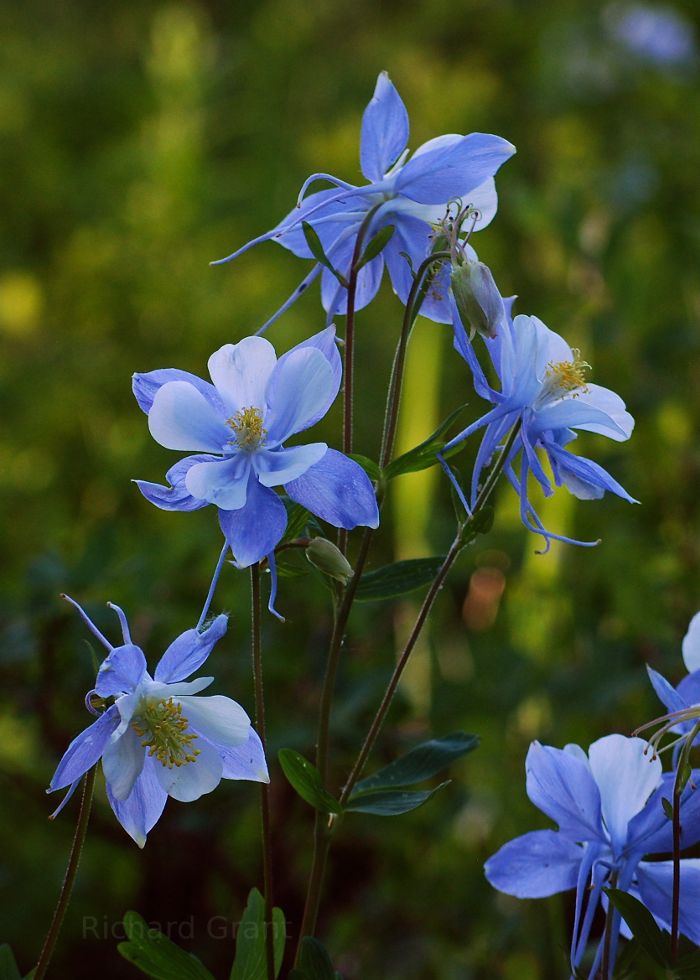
left=2, top=0, right=700, bottom=976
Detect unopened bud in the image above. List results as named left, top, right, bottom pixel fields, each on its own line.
left=450, top=259, right=505, bottom=340
left=305, top=537, right=354, bottom=585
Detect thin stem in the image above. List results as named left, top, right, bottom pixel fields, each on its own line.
left=600, top=871, right=619, bottom=980
left=671, top=721, right=700, bottom=962
left=250, top=564, right=275, bottom=980
left=379, top=250, right=452, bottom=469
left=35, top=767, right=96, bottom=980
left=294, top=527, right=374, bottom=958
left=196, top=541, right=229, bottom=629
left=341, top=421, right=521, bottom=802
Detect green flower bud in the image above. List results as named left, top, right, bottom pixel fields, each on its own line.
left=450, top=259, right=505, bottom=340
left=305, top=537, right=354, bottom=584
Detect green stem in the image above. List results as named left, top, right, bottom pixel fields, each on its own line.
left=378, top=250, right=451, bottom=469
left=671, top=721, right=700, bottom=962
left=341, top=421, right=520, bottom=800
left=600, top=870, right=619, bottom=979
left=250, top=564, right=275, bottom=980
left=35, top=767, right=96, bottom=980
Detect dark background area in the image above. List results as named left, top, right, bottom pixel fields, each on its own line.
left=2, top=1, right=700, bottom=976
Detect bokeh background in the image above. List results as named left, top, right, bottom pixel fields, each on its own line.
left=2, top=1, right=700, bottom=976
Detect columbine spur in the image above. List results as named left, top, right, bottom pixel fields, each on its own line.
left=48, top=597, right=267, bottom=847
left=441, top=306, right=637, bottom=549
left=211, top=71, right=515, bottom=329
left=132, top=326, right=379, bottom=583
left=485, top=735, right=700, bottom=978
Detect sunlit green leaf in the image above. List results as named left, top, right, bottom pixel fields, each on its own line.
left=384, top=405, right=468, bottom=480
left=301, top=223, right=346, bottom=284
left=356, top=225, right=395, bottom=270
left=229, top=888, right=286, bottom=980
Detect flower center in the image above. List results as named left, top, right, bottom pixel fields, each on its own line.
left=544, top=349, right=591, bottom=397
left=226, top=406, right=266, bottom=450
left=132, top=698, right=200, bottom=768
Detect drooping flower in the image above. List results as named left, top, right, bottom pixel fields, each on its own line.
left=646, top=610, right=700, bottom=748
left=485, top=735, right=700, bottom=978
left=211, top=71, right=515, bottom=329
left=48, top=597, right=267, bottom=847
left=443, top=307, right=637, bottom=549
left=132, top=326, right=379, bottom=584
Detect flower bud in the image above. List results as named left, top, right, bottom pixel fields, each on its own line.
left=305, top=537, right=354, bottom=585
left=450, top=259, right=505, bottom=340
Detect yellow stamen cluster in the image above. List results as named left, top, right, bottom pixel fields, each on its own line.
left=226, top=406, right=266, bottom=450
left=545, top=349, right=591, bottom=396
left=132, top=698, right=200, bottom=769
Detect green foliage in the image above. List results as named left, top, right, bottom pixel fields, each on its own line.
left=117, top=912, right=214, bottom=980
left=383, top=405, right=469, bottom=480
left=345, top=781, right=451, bottom=815
left=288, top=938, right=340, bottom=980
left=352, top=732, right=479, bottom=793
left=277, top=749, right=342, bottom=814
left=301, top=223, right=346, bottom=285
left=355, top=556, right=446, bottom=601
left=229, top=889, right=286, bottom=980
left=0, top=946, right=21, bottom=980
left=356, top=225, right=395, bottom=271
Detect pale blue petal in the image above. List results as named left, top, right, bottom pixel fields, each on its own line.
left=382, top=214, right=453, bottom=323
left=485, top=829, right=582, bottom=898
left=155, top=736, right=223, bottom=802
left=588, top=735, right=662, bottom=853
left=254, top=444, right=328, bottom=487
left=185, top=454, right=251, bottom=509
left=148, top=381, right=229, bottom=453
left=682, top=612, right=700, bottom=673
left=102, top=726, right=146, bottom=802
left=106, top=755, right=168, bottom=848
left=154, top=614, right=229, bottom=683
left=48, top=706, right=120, bottom=792
left=207, top=337, right=277, bottom=415
left=273, top=189, right=361, bottom=257
left=677, top=670, right=700, bottom=707
left=637, top=860, right=700, bottom=944
left=177, top=695, right=250, bottom=747
left=285, top=449, right=379, bottom=530
left=525, top=741, right=602, bottom=841
left=219, top=476, right=287, bottom=568
left=264, top=348, right=335, bottom=444
left=396, top=132, right=516, bottom=205
left=217, top=728, right=269, bottom=783
left=132, top=368, right=224, bottom=415
left=276, top=326, right=342, bottom=427
left=95, top=644, right=147, bottom=697
left=134, top=453, right=215, bottom=512
left=547, top=444, right=638, bottom=503
left=569, top=384, right=635, bottom=441
left=360, top=71, right=409, bottom=181
left=533, top=399, right=631, bottom=441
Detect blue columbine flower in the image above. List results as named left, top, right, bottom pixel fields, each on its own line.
left=443, top=307, right=637, bottom=549
left=48, top=597, right=268, bottom=847
left=647, top=611, right=700, bottom=748
left=485, top=735, right=700, bottom=978
left=133, top=326, right=379, bottom=575
left=212, top=71, right=515, bottom=329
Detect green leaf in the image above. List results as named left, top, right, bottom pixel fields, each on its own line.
left=278, top=749, right=342, bottom=814
left=347, top=453, right=382, bottom=482
left=353, top=732, right=479, bottom=794
left=675, top=948, right=700, bottom=978
left=604, top=890, right=671, bottom=968
left=301, top=223, right=346, bottom=284
left=356, top=225, right=395, bottom=270
left=287, top=937, right=339, bottom=980
left=280, top=501, right=314, bottom=544
left=384, top=405, right=468, bottom=480
left=230, top=888, right=286, bottom=980
left=345, top=781, right=450, bottom=815
left=0, top=946, right=21, bottom=980
left=662, top=797, right=674, bottom=821
left=355, top=557, right=446, bottom=602
left=118, top=911, right=214, bottom=980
